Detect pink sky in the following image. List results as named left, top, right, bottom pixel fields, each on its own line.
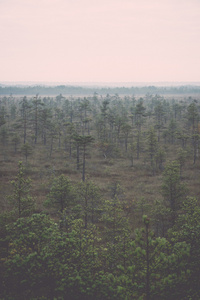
left=1, top=0, right=200, bottom=83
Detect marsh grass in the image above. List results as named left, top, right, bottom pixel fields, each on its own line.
left=1, top=138, right=198, bottom=220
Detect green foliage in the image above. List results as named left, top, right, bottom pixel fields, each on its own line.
left=0, top=107, right=6, bottom=127
left=162, top=160, right=187, bottom=215
left=169, top=197, right=200, bottom=299
left=73, top=134, right=94, bottom=181
left=167, top=119, right=177, bottom=144
left=135, top=99, right=146, bottom=130
left=76, top=179, right=103, bottom=228
left=146, top=127, right=158, bottom=172
left=176, top=147, right=187, bottom=177
left=9, top=161, right=35, bottom=218
left=21, top=142, right=32, bottom=162
left=0, top=210, right=195, bottom=300
left=192, top=132, right=200, bottom=164
left=11, top=133, right=20, bottom=153
left=1, top=92, right=200, bottom=299
left=0, top=126, right=8, bottom=146
left=155, top=147, right=166, bottom=171
left=2, top=214, right=59, bottom=299
left=187, top=102, right=199, bottom=132
left=135, top=196, right=151, bottom=217
left=151, top=199, right=171, bottom=237
left=44, top=174, right=76, bottom=213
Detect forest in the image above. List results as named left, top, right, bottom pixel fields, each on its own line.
left=1, top=84, right=200, bottom=96
left=0, top=91, right=200, bottom=299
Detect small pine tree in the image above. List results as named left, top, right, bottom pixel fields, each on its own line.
left=45, top=174, right=75, bottom=213
left=10, top=161, right=35, bottom=218
left=162, top=160, right=187, bottom=224
left=21, top=142, right=32, bottom=162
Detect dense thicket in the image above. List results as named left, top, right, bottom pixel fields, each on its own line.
left=0, top=92, right=200, bottom=299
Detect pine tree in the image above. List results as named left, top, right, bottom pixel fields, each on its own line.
left=162, top=161, right=187, bottom=224
left=45, top=174, right=75, bottom=213
left=10, top=161, right=35, bottom=218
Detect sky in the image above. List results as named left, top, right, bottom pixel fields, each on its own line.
left=0, top=0, right=200, bottom=84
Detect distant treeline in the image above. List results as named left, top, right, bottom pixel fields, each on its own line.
left=1, top=84, right=200, bottom=96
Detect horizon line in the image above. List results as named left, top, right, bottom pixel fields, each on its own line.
left=1, top=81, right=200, bottom=87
